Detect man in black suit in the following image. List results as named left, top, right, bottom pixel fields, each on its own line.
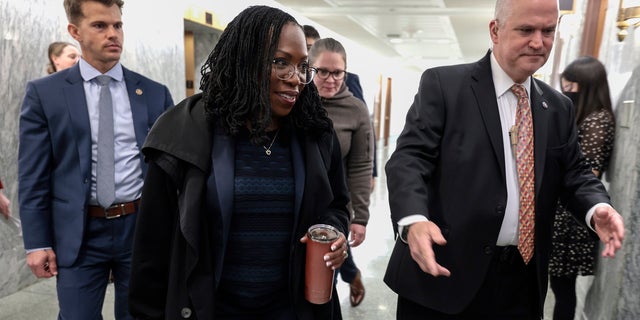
left=384, top=0, right=625, bottom=319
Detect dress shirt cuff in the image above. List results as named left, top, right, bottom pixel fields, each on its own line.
left=26, top=247, right=51, bottom=255
left=586, top=203, right=612, bottom=232
left=398, top=215, right=429, bottom=243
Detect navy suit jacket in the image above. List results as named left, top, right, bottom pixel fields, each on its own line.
left=384, top=52, right=610, bottom=314
left=345, top=72, right=364, bottom=102
left=18, top=63, right=174, bottom=266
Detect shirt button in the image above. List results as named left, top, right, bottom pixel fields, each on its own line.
left=180, top=307, right=192, bottom=318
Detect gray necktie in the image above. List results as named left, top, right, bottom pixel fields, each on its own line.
left=96, top=75, right=115, bottom=208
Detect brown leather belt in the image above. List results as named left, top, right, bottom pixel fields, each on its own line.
left=88, top=199, right=140, bottom=219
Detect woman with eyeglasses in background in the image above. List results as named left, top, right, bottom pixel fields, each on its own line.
left=129, top=6, right=350, bottom=319
left=309, top=37, right=374, bottom=308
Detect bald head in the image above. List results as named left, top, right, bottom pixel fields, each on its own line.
left=493, top=0, right=559, bottom=28
left=489, top=0, right=559, bottom=83
left=494, top=0, right=511, bottom=28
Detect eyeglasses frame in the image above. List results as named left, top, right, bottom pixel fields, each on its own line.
left=272, top=58, right=317, bottom=85
left=314, top=68, right=347, bottom=80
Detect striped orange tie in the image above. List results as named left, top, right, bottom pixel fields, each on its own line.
left=511, top=84, right=535, bottom=264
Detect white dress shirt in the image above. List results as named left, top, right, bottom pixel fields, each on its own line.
left=79, top=58, right=144, bottom=205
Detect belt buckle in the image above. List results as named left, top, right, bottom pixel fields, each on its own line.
left=105, top=203, right=125, bottom=219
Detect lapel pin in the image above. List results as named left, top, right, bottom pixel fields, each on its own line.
left=542, top=101, right=548, bottom=109
left=136, top=88, right=143, bottom=95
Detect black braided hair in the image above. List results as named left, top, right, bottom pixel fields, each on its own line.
left=199, top=5, right=331, bottom=145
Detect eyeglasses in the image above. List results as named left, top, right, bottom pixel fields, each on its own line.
left=315, top=68, right=347, bottom=80
left=272, top=58, right=317, bottom=85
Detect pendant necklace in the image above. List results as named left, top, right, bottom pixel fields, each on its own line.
left=263, top=129, right=280, bottom=156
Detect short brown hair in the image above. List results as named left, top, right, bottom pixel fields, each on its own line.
left=303, top=25, right=320, bottom=40
left=64, top=0, right=124, bottom=24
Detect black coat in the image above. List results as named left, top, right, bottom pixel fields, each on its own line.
left=128, top=94, right=350, bottom=319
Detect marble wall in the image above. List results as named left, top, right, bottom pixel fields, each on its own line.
left=584, top=65, right=640, bottom=320
left=193, top=29, right=221, bottom=96
left=0, top=0, right=185, bottom=297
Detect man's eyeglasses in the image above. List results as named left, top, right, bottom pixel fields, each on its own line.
left=272, top=58, right=317, bottom=85
left=315, top=68, right=347, bottom=80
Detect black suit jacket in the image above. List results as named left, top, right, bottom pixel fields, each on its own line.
left=384, top=52, right=610, bottom=314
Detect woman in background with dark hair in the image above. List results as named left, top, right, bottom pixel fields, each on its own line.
left=128, top=5, right=350, bottom=319
left=549, top=56, right=616, bottom=320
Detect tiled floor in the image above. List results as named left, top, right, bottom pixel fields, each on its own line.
left=0, top=142, right=595, bottom=319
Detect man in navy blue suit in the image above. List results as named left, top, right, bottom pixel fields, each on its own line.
left=18, top=0, right=173, bottom=319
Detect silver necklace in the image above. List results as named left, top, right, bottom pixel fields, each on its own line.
left=262, top=129, right=280, bottom=156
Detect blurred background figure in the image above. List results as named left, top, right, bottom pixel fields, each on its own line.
left=549, top=56, right=616, bottom=320
left=0, top=178, right=10, bottom=219
left=309, top=37, right=374, bottom=308
left=46, top=41, right=80, bottom=74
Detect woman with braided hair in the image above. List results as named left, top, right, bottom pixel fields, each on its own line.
left=129, top=5, right=350, bottom=319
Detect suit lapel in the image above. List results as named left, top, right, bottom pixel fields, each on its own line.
left=291, top=133, right=305, bottom=227
left=123, top=68, right=150, bottom=153
left=470, top=55, right=550, bottom=196
left=530, top=79, right=549, bottom=196
left=211, top=129, right=234, bottom=247
left=64, top=65, right=92, bottom=179
left=471, top=54, right=506, bottom=182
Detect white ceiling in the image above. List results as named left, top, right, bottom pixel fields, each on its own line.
left=273, top=0, right=497, bottom=71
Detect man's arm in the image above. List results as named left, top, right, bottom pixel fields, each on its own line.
left=18, top=81, right=55, bottom=251
left=19, top=81, right=59, bottom=278
left=385, top=69, right=449, bottom=276
left=386, top=69, right=444, bottom=224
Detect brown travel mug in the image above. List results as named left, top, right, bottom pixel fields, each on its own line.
left=305, top=224, right=339, bottom=304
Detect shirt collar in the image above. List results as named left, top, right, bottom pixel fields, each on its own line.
left=79, top=58, right=124, bottom=82
left=490, top=52, right=531, bottom=98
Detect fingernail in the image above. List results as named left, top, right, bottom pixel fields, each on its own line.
left=331, top=245, right=337, bottom=251
left=324, top=255, right=330, bottom=261
left=326, top=261, right=332, bottom=267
